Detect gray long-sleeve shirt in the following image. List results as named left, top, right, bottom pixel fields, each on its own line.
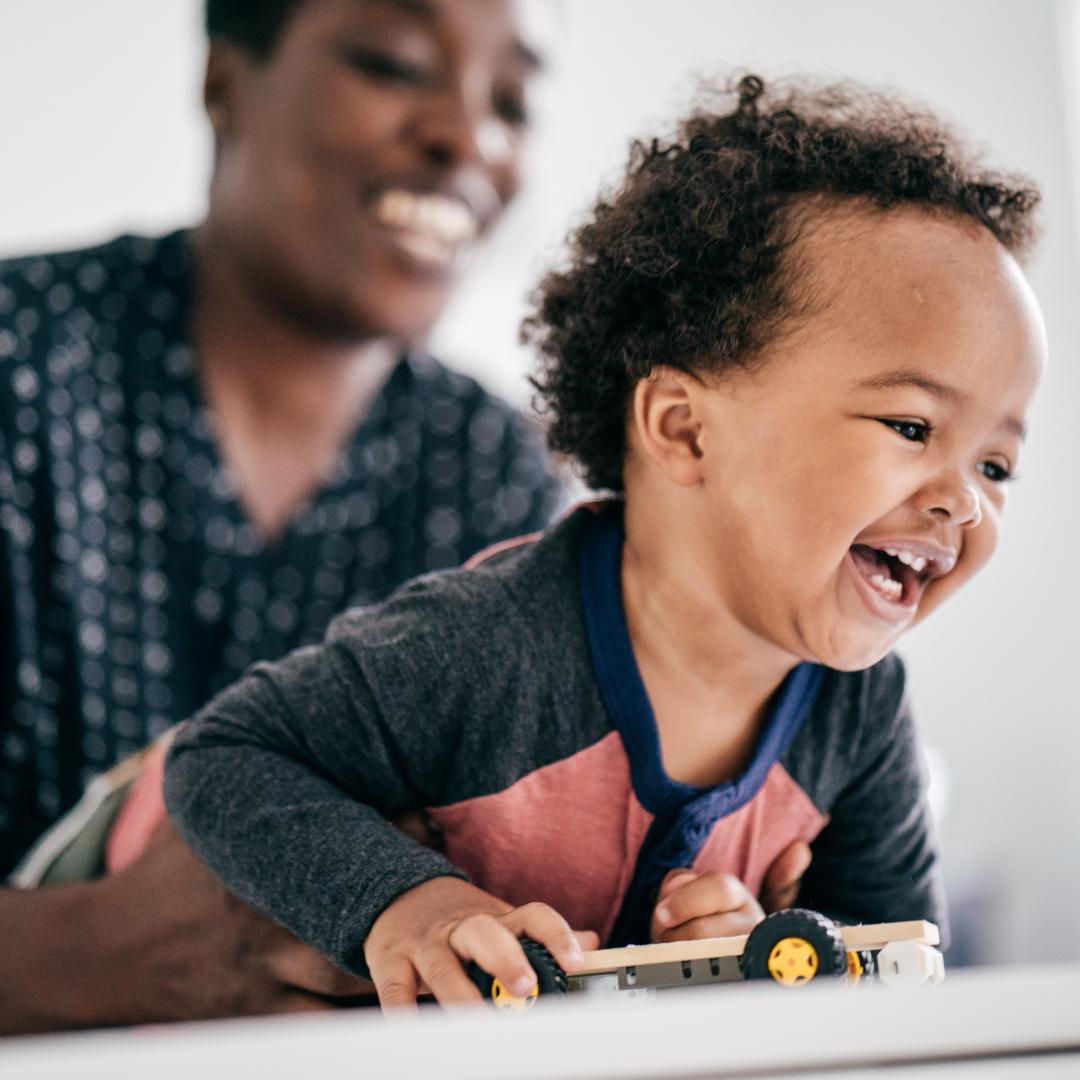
left=165, top=503, right=945, bottom=977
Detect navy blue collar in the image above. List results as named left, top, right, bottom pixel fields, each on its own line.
left=578, top=501, right=825, bottom=819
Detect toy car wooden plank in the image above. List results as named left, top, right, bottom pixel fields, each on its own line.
left=469, top=908, right=945, bottom=1011
left=574, top=917, right=939, bottom=975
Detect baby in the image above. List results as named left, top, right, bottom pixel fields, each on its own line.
left=165, top=75, right=1045, bottom=1007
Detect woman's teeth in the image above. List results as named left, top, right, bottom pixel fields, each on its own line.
left=868, top=573, right=903, bottom=601
left=373, top=190, right=478, bottom=266
left=883, top=547, right=928, bottom=573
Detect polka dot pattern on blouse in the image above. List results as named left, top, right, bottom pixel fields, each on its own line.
left=0, top=230, right=562, bottom=874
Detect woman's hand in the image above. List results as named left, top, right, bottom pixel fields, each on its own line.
left=364, top=877, right=599, bottom=1010
left=649, top=840, right=812, bottom=943
left=96, top=818, right=377, bottom=1018
left=0, top=818, right=376, bottom=1034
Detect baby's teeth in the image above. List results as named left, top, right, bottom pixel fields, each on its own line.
left=869, top=573, right=903, bottom=599
left=890, top=549, right=930, bottom=574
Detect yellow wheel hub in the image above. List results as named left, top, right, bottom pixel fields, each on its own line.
left=847, top=951, right=864, bottom=981
left=490, top=977, right=539, bottom=1012
left=766, top=936, right=820, bottom=986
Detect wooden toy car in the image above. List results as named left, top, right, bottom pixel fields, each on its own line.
left=469, top=908, right=944, bottom=1011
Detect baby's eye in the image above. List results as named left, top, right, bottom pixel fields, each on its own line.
left=977, top=460, right=1015, bottom=484
left=880, top=418, right=931, bottom=443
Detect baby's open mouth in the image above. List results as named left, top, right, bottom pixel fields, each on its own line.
left=849, top=544, right=928, bottom=606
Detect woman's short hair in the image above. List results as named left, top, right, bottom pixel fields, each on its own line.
left=205, top=0, right=306, bottom=59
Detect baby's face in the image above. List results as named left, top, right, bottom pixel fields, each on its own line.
left=692, top=207, right=1046, bottom=671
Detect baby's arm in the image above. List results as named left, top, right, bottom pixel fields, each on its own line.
left=164, top=582, right=595, bottom=1000
left=164, top=631, right=466, bottom=977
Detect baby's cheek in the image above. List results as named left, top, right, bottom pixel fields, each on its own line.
left=963, top=511, right=1001, bottom=578
left=920, top=520, right=998, bottom=623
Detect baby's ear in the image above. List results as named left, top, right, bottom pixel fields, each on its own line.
left=630, top=366, right=707, bottom=487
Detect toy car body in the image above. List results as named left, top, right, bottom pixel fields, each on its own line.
left=471, top=909, right=944, bottom=1010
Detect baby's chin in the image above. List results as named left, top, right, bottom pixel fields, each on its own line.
left=801, top=624, right=900, bottom=672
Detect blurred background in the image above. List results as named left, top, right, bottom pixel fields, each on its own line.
left=1, top=0, right=1077, bottom=966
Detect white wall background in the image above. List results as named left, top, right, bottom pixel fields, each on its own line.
left=2, top=0, right=1078, bottom=965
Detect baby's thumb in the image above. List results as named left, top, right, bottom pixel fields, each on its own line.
left=572, top=929, right=600, bottom=952
left=656, top=867, right=698, bottom=903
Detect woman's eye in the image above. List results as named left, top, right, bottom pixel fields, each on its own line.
left=343, top=48, right=431, bottom=85
left=881, top=418, right=931, bottom=443
left=977, top=460, right=1015, bottom=484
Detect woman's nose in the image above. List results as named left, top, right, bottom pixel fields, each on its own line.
left=414, top=83, right=515, bottom=173
left=916, top=469, right=983, bottom=528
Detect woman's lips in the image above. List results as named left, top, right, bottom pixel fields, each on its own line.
left=370, top=189, right=479, bottom=272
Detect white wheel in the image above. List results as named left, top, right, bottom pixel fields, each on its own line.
left=876, top=941, right=945, bottom=987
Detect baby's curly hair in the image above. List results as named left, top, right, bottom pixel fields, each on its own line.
left=526, top=75, right=1040, bottom=493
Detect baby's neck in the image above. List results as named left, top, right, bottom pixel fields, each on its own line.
left=620, top=515, right=799, bottom=787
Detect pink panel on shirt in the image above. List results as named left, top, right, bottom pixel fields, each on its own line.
left=692, top=762, right=827, bottom=894
left=105, top=738, right=169, bottom=873
left=427, top=731, right=653, bottom=942
left=463, top=500, right=609, bottom=570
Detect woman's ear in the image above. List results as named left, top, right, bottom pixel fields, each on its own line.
left=203, top=42, right=249, bottom=142
left=630, top=366, right=708, bottom=487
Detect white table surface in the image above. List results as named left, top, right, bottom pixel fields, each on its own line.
left=2, top=963, right=1078, bottom=1079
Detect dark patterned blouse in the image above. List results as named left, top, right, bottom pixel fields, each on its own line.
left=0, top=230, right=561, bottom=874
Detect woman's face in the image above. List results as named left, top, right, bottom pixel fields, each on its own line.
left=205, top=0, right=552, bottom=342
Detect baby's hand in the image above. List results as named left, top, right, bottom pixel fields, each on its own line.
left=364, top=877, right=598, bottom=1009
left=650, top=840, right=812, bottom=943
left=650, top=869, right=763, bottom=942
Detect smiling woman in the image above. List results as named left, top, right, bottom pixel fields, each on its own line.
left=0, top=0, right=563, bottom=1034
left=200, top=0, right=540, bottom=343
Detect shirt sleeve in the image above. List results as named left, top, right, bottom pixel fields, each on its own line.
left=795, top=662, right=949, bottom=947
left=164, top=578, right=489, bottom=978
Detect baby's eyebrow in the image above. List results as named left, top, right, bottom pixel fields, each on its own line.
left=852, top=369, right=1027, bottom=440
left=853, top=369, right=966, bottom=404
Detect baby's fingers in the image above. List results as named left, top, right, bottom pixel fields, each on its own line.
left=502, top=901, right=587, bottom=974
left=656, top=868, right=699, bottom=903
left=369, top=956, right=422, bottom=1012
left=573, top=929, right=600, bottom=952
left=652, top=872, right=763, bottom=939
left=654, top=906, right=763, bottom=944
left=448, top=915, right=540, bottom=1001
left=413, top=936, right=489, bottom=1006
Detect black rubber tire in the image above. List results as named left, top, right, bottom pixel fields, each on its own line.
left=850, top=947, right=876, bottom=980
left=468, top=938, right=568, bottom=1006
left=739, top=908, right=848, bottom=985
